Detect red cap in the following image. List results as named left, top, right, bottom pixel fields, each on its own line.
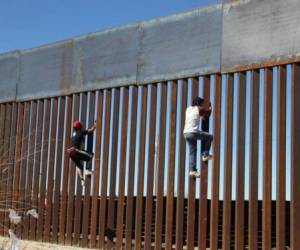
left=72, top=120, right=81, bottom=129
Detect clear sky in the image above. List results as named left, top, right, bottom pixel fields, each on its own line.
left=0, top=0, right=216, bottom=54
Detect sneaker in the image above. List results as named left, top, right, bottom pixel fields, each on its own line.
left=202, top=154, right=213, bottom=162
left=85, top=170, right=93, bottom=176
left=189, top=170, right=201, bottom=178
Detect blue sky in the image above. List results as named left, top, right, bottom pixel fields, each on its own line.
left=0, top=0, right=216, bottom=54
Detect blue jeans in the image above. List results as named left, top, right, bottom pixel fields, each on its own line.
left=184, top=131, right=213, bottom=171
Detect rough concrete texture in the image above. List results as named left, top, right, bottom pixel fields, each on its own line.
left=0, top=236, right=98, bottom=250
left=0, top=0, right=300, bottom=102
left=222, top=0, right=300, bottom=71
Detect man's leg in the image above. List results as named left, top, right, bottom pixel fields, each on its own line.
left=187, top=138, right=197, bottom=172
left=70, top=155, right=84, bottom=181
left=184, top=133, right=201, bottom=178
left=195, top=131, right=213, bottom=160
left=75, top=149, right=94, bottom=175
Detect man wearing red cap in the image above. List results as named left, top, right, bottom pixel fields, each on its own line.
left=67, top=120, right=96, bottom=186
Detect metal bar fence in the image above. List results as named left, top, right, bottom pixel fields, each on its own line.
left=0, top=63, right=298, bottom=249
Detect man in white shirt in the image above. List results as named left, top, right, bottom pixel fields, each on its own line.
left=183, top=97, right=213, bottom=178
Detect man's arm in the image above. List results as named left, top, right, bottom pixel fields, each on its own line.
left=198, top=106, right=211, bottom=117
left=86, top=123, right=96, bottom=133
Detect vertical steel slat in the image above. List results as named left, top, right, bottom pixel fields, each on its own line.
left=65, top=94, right=80, bottom=244
left=22, top=101, right=37, bottom=239
left=5, top=103, right=18, bottom=232
left=276, top=66, right=286, bottom=249
left=154, top=82, right=167, bottom=250
left=12, top=103, right=24, bottom=234
left=248, top=70, right=260, bottom=250
left=124, top=86, right=138, bottom=250
left=81, top=92, right=96, bottom=247
left=52, top=97, right=66, bottom=243
left=73, top=92, right=87, bottom=245
left=98, top=89, right=112, bottom=249
left=235, top=72, right=247, bottom=250
left=291, top=63, right=300, bottom=250
left=0, top=104, right=11, bottom=236
left=0, top=104, right=6, bottom=209
left=175, top=79, right=187, bottom=250
left=187, top=77, right=199, bottom=249
left=90, top=91, right=103, bottom=248
left=106, top=89, right=120, bottom=250
left=37, top=99, right=51, bottom=240
left=44, top=98, right=58, bottom=242
left=29, top=100, right=44, bottom=240
left=210, top=74, right=222, bottom=250
left=198, top=76, right=210, bottom=250
left=144, top=84, right=158, bottom=249
left=176, top=79, right=188, bottom=250
left=165, top=80, right=177, bottom=250
left=134, top=86, right=148, bottom=250
left=115, top=87, right=129, bottom=250
left=222, top=74, right=234, bottom=250
left=17, top=102, right=31, bottom=238
left=58, top=95, right=72, bottom=244
left=262, top=68, right=273, bottom=250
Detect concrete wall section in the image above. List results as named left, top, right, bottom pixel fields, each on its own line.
left=222, top=0, right=300, bottom=71
left=74, top=23, right=140, bottom=91
left=0, top=52, right=19, bottom=102
left=17, top=41, right=79, bottom=101
left=137, top=4, right=222, bottom=84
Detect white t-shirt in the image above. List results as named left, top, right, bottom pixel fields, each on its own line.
left=183, top=106, right=201, bottom=134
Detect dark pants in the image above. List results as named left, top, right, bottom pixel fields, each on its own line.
left=69, top=148, right=93, bottom=170
left=184, top=131, right=213, bottom=171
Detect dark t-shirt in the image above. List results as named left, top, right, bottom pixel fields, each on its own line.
left=70, top=128, right=88, bottom=149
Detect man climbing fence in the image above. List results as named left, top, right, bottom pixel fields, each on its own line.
left=183, top=97, right=213, bottom=178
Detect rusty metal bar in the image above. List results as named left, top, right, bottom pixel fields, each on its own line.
left=276, top=66, right=286, bottom=249
left=165, top=80, right=177, bottom=250
left=73, top=93, right=87, bottom=245
left=0, top=104, right=5, bottom=199
left=235, top=72, right=246, bottom=250
left=248, top=70, right=260, bottom=250
left=262, top=68, right=273, bottom=250
left=187, top=77, right=199, bottom=249
left=198, top=76, right=210, bottom=250
left=65, top=94, right=80, bottom=244
left=98, top=89, right=112, bottom=249
left=154, top=82, right=167, bottom=250
left=5, top=103, right=18, bottom=232
left=29, top=100, right=44, bottom=240
left=222, top=74, right=234, bottom=250
left=17, top=102, right=30, bottom=238
left=291, top=63, right=300, bottom=250
left=12, top=103, right=24, bottom=234
left=115, top=87, right=129, bottom=250
left=175, top=79, right=187, bottom=250
left=210, top=74, right=222, bottom=250
left=44, top=98, right=58, bottom=242
left=37, top=99, right=51, bottom=240
left=134, top=86, right=148, bottom=250
left=0, top=105, right=5, bottom=200
left=106, top=89, right=120, bottom=249
left=125, top=86, right=138, bottom=250
left=144, top=84, right=157, bottom=249
left=58, top=95, right=72, bottom=244
left=81, top=92, right=96, bottom=247
left=22, top=101, right=37, bottom=239
left=90, top=91, right=104, bottom=248
left=52, top=97, right=66, bottom=243
left=0, top=104, right=11, bottom=235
